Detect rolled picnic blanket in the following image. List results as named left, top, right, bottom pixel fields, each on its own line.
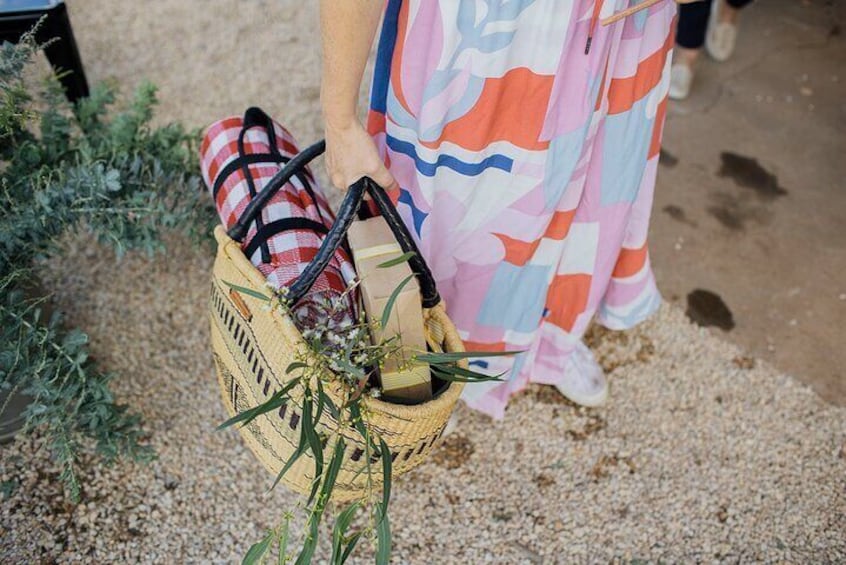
left=200, top=107, right=357, bottom=331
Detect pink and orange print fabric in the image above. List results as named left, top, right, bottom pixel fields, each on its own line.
left=367, top=0, right=677, bottom=418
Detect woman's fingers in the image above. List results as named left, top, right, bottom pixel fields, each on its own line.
left=367, top=162, right=398, bottom=191
left=324, top=119, right=397, bottom=192
left=326, top=157, right=395, bottom=191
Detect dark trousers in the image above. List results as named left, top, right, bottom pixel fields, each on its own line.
left=676, top=0, right=754, bottom=49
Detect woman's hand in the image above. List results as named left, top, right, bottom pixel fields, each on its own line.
left=319, top=0, right=393, bottom=192
left=323, top=118, right=397, bottom=192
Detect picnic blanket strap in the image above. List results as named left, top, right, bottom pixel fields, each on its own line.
left=241, top=107, right=328, bottom=225
left=211, top=153, right=289, bottom=201
left=227, top=141, right=327, bottom=243
left=242, top=218, right=329, bottom=260
left=242, top=106, right=281, bottom=157
left=237, top=107, right=283, bottom=264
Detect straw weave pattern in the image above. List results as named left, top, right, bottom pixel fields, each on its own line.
left=209, top=227, right=465, bottom=501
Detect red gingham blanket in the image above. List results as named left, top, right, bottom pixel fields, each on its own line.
left=200, top=108, right=357, bottom=328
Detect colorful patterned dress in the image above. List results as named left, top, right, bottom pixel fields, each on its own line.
left=367, top=0, right=677, bottom=419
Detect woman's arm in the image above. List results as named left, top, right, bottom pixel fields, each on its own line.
left=319, top=0, right=396, bottom=192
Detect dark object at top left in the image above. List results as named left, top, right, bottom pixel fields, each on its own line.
left=0, top=1, right=89, bottom=101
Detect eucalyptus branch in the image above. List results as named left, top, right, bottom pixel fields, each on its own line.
left=1, top=26, right=208, bottom=501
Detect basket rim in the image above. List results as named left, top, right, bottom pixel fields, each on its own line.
left=213, top=226, right=465, bottom=421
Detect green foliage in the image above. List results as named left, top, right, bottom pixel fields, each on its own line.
left=0, top=25, right=214, bottom=501
left=219, top=285, right=511, bottom=564
left=0, top=42, right=215, bottom=267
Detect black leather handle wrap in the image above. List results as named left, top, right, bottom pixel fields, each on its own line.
left=226, top=140, right=441, bottom=309
left=227, top=140, right=327, bottom=243
left=363, top=178, right=440, bottom=309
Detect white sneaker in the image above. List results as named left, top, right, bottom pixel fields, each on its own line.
left=706, top=1, right=739, bottom=62
left=669, top=63, right=694, bottom=100
left=554, top=341, right=608, bottom=407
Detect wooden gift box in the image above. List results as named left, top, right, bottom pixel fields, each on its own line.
left=347, top=215, right=432, bottom=403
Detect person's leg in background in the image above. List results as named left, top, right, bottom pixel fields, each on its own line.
left=670, top=0, right=710, bottom=100
left=707, top=0, right=754, bottom=61
left=670, top=0, right=754, bottom=100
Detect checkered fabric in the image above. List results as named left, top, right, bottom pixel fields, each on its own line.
left=200, top=108, right=357, bottom=327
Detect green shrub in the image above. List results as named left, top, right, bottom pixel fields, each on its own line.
left=0, top=25, right=214, bottom=501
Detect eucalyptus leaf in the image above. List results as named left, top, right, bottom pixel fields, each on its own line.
left=415, top=350, right=521, bottom=364
left=322, top=392, right=340, bottom=421
left=340, top=532, right=363, bottom=564
left=61, top=329, right=89, bottom=349
left=301, top=396, right=324, bottom=503
left=277, top=517, right=289, bottom=565
left=331, top=501, right=361, bottom=564
left=103, top=168, right=122, bottom=192
left=380, top=274, right=415, bottom=329
left=430, top=365, right=504, bottom=383
left=217, top=379, right=299, bottom=430
left=431, top=362, right=506, bottom=380
left=222, top=280, right=272, bottom=302
left=376, top=251, right=416, bottom=269
left=313, top=380, right=326, bottom=429
left=379, top=437, right=392, bottom=522
left=293, top=531, right=317, bottom=565
left=320, top=437, right=345, bottom=504
left=306, top=467, right=321, bottom=506
left=271, top=409, right=311, bottom=490
left=347, top=401, right=375, bottom=451
left=285, top=362, right=308, bottom=374
left=271, top=442, right=306, bottom=491
left=375, top=503, right=392, bottom=565
left=430, top=363, right=505, bottom=382
left=242, top=531, right=273, bottom=565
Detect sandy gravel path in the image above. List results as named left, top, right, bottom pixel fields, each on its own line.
left=1, top=2, right=843, bottom=563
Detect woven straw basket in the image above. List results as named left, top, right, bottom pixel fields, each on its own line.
left=208, top=143, right=466, bottom=502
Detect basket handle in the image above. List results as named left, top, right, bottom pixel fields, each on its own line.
left=226, top=141, right=441, bottom=309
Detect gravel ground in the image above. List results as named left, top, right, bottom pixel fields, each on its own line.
left=1, top=234, right=843, bottom=563
left=1, top=1, right=844, bottom=563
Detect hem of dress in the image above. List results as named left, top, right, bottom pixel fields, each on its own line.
left=459, top=294, right=664, bottom=420
left=594, top=293, right=664, bottom=332
left=461, top=394, right=508, bottom=420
